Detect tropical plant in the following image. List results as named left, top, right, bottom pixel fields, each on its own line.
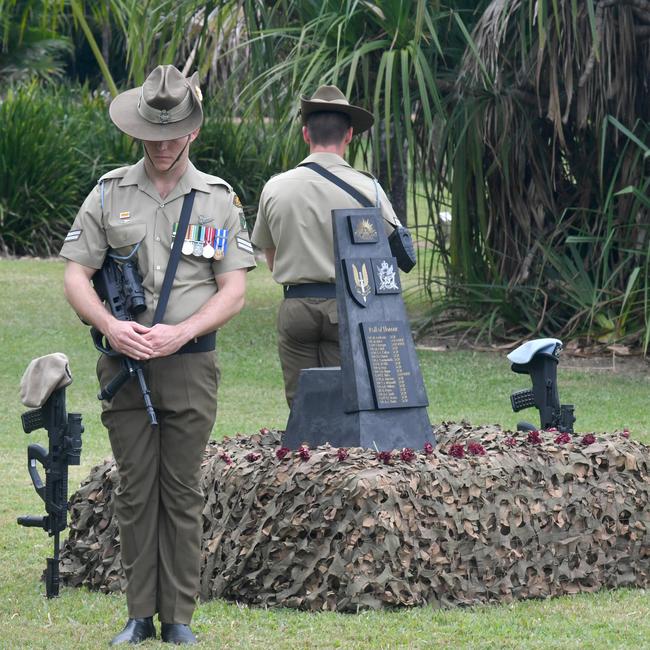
left=428, top=0, right=650, bottom=346
left=237, top=0, right=456, bottom=226
left=0, top=0, right=72, bottom=84
left=75, top=0, right=246, bottom=93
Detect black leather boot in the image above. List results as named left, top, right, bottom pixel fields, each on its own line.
left=109, top=617, right=156, bottom=645
left=161, top=623, right=197, bottom=645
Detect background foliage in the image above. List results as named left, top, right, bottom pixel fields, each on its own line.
left=1, top=0, right=649, bottom=348
left=430, top=0, right=650, bottom=347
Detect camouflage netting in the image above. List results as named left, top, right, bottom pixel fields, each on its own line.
left=60, top=423, right=650, bottom=611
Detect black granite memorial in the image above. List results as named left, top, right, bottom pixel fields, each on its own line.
left=283, top=207, right=433, bottom=451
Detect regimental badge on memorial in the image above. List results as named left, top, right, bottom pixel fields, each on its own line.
left=348, top=214, right=379, bottom=244
left=343, top=258, right=373, bottom=307
left=372, top=257, right=401, bottom=294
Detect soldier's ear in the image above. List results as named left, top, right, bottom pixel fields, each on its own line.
left=189, top=128, right=201, bottom=144
left=302, top=126, right=311, bottom=144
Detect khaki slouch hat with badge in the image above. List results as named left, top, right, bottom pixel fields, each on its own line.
left=109, top=64, right=203, bottom=141
left=300, top=85, right=374, bottom=134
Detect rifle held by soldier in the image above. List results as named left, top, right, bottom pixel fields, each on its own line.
left=91, top=250, right=157, bottom=426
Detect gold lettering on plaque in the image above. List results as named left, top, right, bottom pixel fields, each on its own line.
left=364, top=324, right=411, bottom=406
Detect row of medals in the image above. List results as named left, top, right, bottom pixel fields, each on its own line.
left=173, top=224, right=227, bottom=260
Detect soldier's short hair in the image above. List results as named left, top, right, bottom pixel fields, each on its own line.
left=306, top=111, right=351, bottom=145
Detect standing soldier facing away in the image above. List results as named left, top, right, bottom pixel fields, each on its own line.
left=251, top=85, right=399, bottom=407
left=60, top=65, right=255, bottom=645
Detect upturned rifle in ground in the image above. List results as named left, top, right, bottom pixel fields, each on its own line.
left=17, top=386, right=83, bottom=598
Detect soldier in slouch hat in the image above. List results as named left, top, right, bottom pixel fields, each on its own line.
left=60, top=65, right=255, bottom=645
left=251, top=85, right=400, bottom=406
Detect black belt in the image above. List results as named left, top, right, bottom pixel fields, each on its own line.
left=283, top=283, right=336, bottom=299
left=176, top=332, right=216, bottom=354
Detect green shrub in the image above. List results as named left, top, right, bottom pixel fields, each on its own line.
left=0, top=82, right=88, bottom=255
left=70, top=90, right=140, bottom=181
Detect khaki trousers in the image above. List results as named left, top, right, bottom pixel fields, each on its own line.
left=277, top=297, right=340, bottom=406
left=97, top=351, right=219, bottom=623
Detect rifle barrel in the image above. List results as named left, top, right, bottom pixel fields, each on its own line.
left=135, top=367, right=158, bottom=426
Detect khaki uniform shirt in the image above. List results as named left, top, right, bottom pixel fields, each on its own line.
left=251, top=152, right=398, bottom=285
left=60, top=159, right=255, bottom=326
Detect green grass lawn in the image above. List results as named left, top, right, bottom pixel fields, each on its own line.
left=0, top=258, right=648, bottom=649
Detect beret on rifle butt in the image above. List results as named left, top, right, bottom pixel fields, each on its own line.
left=20, top=353, right=73, bottom=408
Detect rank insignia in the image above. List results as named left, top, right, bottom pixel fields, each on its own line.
left=348, top=214, right=379, bottom=244
left=372, top=257, right=401, bottom=294
left=119, top=211, right=130, bottom=221
left=198, top=214, right=213, bottom=225
left=64, top=229, right=82, bottom=243
left=343, top=258, right=373, bottom=307
left=236, top=236, right=253, bottom=254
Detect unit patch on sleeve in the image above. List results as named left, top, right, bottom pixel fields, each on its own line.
left=64, top=229, right=83, bottom=243
left=236, top=236, right=254, bottom=254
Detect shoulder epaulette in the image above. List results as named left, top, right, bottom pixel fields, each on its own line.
left=98, top=166, right=131, bottom=183
left=357, top=169, right=377, bottom=180
left=264, top=169, right=294, bottom=186
left=197, top=170, right=232, bottom=191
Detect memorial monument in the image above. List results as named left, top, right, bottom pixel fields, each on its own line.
left=283, top=207, right=432, bottom=450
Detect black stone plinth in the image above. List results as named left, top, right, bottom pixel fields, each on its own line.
left=284, top=207, right=433, bottom=451
left=282, top=368, right=433, bottom=451
left=331, top=209, right=429, bottom=414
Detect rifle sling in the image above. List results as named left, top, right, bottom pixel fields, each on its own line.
left=152, top=189, right=196, bottom=326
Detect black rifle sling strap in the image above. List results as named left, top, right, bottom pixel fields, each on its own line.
left=152, top=189, right=196, bottom=325
left=300, top=161, right=375, bottom=209
left=301, top=161, right=417, bottom=273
